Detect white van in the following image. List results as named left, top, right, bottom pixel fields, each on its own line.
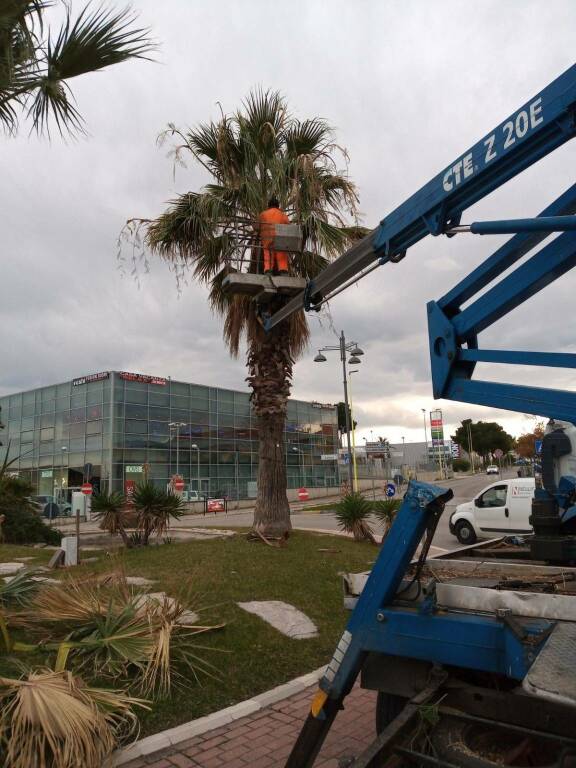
left=448, top=478, right=535, bottom=545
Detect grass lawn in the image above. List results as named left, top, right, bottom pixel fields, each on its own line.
left=0, top=531, right=376, bottom=737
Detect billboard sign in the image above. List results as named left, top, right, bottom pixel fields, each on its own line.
left=72, top=371, right=109, bottom=387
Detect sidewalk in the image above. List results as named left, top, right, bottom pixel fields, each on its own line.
left=119, top=681, right=376, bottom=768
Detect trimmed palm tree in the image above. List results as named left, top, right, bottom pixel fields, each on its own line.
left=0, top=1, right=152, bottom=135
left=126, top=91, right=365, bottom=536
left=334, top=492, right=377, bottom=544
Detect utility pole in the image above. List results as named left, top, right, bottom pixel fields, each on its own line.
left=348, top=370, right=359, bottom=492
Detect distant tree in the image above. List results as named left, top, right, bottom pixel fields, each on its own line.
left=452, top=458, right=471, bottom=473
left=452, top=420, right=514, bottom=463
left=0, top=1, right=152, bottom=136
left=516, top=422, right=545, bottom=459
left=337, top=402, right=357, bottom=440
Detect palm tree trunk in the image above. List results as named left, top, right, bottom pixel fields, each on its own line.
left=248, top=333, right=293, bottom=537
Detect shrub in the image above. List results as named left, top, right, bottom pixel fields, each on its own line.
left=132, top=483, right=186, bottom=546
left=452, top=458, right=471, bottom=473
left=372, top=499, right=402, bottom=543
left=0, top=477, right=61, bottom=545
left=334, top=493, right=376, bottom=543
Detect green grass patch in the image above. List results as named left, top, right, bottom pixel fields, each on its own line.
left=27, top=530, right=374, bottom=736
left=0, top=543, right=54, bottom=565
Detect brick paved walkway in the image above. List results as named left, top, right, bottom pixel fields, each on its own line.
left=121, top=683, right=376, bottom=768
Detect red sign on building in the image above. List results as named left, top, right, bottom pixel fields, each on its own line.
left=119, top=372, right=167, bottom=386
left=81, top=482, right=93, bottom=495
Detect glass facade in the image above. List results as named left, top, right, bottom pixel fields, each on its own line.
left=0, top=372, right=339, bottom=500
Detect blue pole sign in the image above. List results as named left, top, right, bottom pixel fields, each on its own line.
left=535, top=439, right=543, bottom=454
left=385, top=482, right=396, bottom=498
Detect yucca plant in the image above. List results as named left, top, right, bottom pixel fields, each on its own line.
left=91, top=490, right=131, bottom=547
left=0, top=668, right=146, bottom=768
left=132, top=483, right=185, bottom=545
left=372, top=498, right=402, bottom=543
left=334, top=493, right=377, bottom=544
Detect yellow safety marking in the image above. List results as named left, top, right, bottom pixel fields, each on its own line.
left=310, top=689, right=328, bottom=717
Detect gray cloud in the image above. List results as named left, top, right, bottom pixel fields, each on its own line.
left=2, top=0, right=576, bottom=444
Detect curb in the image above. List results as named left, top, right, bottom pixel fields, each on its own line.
left=113, top=666, right=325, bottom=765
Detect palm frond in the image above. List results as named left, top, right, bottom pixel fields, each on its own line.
left=284, top=118, right=333, bottom=157
left=0, top=567, right=40, bottom=607
left=46, top=4, right=152, bottom=81
left=27, top=3, right=154, bottom=135
left=0, top=668, right=147, bottom=768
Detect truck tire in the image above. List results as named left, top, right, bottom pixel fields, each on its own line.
left=375, top=692, right=406, bottom=734
left=455, top=519, right=477, bottom=545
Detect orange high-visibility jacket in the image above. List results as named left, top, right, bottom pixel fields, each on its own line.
left=259, top=206, right=290, bottom=272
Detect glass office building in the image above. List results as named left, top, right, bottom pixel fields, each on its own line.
left=0, top=371, right=339, bottom=500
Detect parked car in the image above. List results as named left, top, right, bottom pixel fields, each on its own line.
left=449, top=477, right=535, bottom=545
left=31, top=495, right=72, bottom=519
left=486, top=464, right=499, bottom=475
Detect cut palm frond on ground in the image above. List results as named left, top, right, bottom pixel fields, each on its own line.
left=0, top=668, right=147, bottom=768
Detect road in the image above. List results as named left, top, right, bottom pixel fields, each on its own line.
left=186, top=470, right=515, bottom=553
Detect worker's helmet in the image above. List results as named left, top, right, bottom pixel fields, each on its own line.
left=268, top=195, right=280, bottom=209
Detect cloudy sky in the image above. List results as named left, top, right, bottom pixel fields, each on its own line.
left=2, top=0, right=576, bottom=444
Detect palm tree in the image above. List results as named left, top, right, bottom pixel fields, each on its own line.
left=0, top=1, right=152, bottom=135
left=127, top=91, right=365, bottom=536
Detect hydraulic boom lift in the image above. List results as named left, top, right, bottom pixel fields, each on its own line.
left=270, top=63, right=576, bottom=767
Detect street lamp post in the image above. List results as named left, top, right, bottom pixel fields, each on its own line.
left=348, top=370, right=359, bottom=492
left=169, top=422, right=186, bottom=478
left=291, top=445, right=304, bottom=487
left=314, top=330, right=365, bottom=490
left=191, top=443, right=200, bottom=494
left=421, top=408, right=428, bottom=453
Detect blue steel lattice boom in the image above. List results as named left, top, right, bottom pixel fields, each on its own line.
left=281, top=64, right=576, bottom=767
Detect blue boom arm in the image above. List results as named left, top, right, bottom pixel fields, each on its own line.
left=266, top=63, right=576, bottom=329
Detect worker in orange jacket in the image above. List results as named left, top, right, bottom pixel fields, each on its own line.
left=259, top=195, right=290, bottom=274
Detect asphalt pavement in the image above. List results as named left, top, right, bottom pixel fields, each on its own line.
left=187, top=470, right=515, bottom=553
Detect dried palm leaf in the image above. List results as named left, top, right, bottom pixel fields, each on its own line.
left=0, top=668, right=147, bottom=768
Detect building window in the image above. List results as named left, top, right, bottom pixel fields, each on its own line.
left=126, top=420, right=147, bottom=435
left=125, top=403, right=147, bottom=420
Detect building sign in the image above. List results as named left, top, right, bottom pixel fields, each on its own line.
left=430, top=409, right=445, bottom=447
left=41, top=469, right=53, bottom=478
left=125, top=465, right=143, bottom=474
left=310, top=401, right=336, bottom=410
left=119, top=372, right=167, bottom=386
left=72, top=371, right=109, bottom=387
left=365, top=441, right=390, bottom=459
left=321, top=454, right=339, bottom=461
